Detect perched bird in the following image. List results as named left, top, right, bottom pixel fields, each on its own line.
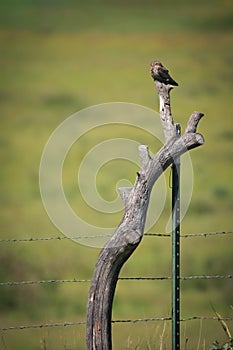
left=150, top=61, right=178, bottom=86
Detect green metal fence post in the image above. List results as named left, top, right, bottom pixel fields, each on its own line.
left=172, top=124, right=181, bottom=350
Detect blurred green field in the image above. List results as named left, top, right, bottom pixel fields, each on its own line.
left=0, top=1, right=233, bottom=349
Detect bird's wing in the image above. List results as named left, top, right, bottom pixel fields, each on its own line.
left=160, top=66, right=170, bottom=79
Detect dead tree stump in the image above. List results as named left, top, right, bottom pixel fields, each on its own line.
left=86, top=61, right=204, bottom=350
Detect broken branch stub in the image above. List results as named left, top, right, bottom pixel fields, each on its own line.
left=86, top=62, right=204, bottom=350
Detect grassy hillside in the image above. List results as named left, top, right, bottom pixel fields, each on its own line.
left=0, top=1, right=232, bottom=348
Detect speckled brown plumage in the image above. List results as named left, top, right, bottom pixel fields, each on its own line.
left=150, top=61, right=178, bottom=86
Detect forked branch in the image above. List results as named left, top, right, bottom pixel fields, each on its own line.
left=86, top=61, right=204, bottom=350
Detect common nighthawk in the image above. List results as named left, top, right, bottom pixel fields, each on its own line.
left=150, top=61, right=178, bottom=86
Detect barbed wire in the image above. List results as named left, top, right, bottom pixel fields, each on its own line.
left=0, top=231, right=232, bottom=336
left=0, top=321, right=85, bottom=331
left=0, top=275, right=232, bottom=287
left=181, top=231, right=233, bottom=238
left=0, top=231, right=232, bottom=243
left=0, top=235, right=111, bottom=243
left=0, top=279, right=91, bottom=286
left=113, top=316, right=233, bottom=323
left=121, top=275, right=233, bottom=281
left=1, top=316, right=233, bottom=332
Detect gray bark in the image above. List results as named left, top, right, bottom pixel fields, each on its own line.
left=86, top=75, right=204, bottom=350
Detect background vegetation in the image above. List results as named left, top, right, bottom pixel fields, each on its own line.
left=0, top=0, right=232, bottom=348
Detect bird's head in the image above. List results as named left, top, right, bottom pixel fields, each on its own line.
left=150, top=60, right=163, bottom=77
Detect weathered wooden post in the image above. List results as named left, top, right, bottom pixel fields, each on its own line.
left=86, top=61, right=204, bottom=350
